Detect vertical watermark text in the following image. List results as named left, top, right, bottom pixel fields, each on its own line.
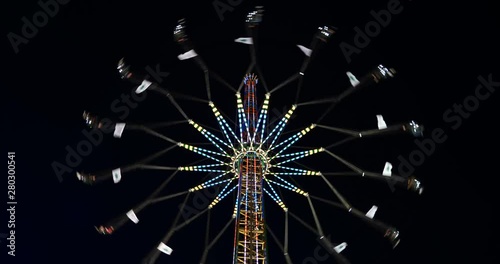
left=6, top=152, right=17, bottom=256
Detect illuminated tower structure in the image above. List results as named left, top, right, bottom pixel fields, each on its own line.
left=233, top=73, right=267, bottom=264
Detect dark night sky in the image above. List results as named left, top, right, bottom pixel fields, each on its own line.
left=2, top=0, right=500, bottom=264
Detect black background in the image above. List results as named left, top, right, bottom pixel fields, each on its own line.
left=2, top=0, right=499, bottom=263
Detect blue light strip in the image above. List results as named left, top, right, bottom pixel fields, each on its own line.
left=205, top=129, right=230, bottom=149
left=189, top=120, right=229, bottom=155
left=240, top=108, right=251, bottom=142
left=263, top=188, right=277, bottom=201
left=263, top=188, right=287, bottom=211
left=204, top=171, right=231, bottom=185
left=260, top=106, right=268, bottom=141
left=245, top=181, right=249, bottom=216
left=267, top=178, right=308, bottom=196
left=275, top=148, right=322, bottom=158
left=232, top=193, right=242, bottom=217
left=276, top=156, right=304, bottom=165
left=262, top=105, right=296, bottom=146
left=244, top=190, right=248, bottom=263
left=252, top=93, right=270, bottom=143
left=179, top=163, right=225, bottom=171
left=269, top=132, right=301, bottom=152
left=220, top=184, right=238, bottom=200
left=179, top=143, right=228, bottom=157
left=190, top=178, right=233, bottom=192
left=266, top=179, right=295, bottom=192
left=270, top=124, right=316, bottom=157
left=209, top=177, right=238, bottom=208
left=269, top=105, right=296, bottom=148
left=275, top=148, right=324, bottom=165
left=178, top=143, right=228, bottom=163
left=269, top=117, right=289, bottom=149
left=274, top=171, right=320, bottom=176
left=236, top=92, right=251, bottom=142
left=179, top=168, right=226, bottom=173
left=263, top=188, right=278, bottom=203
left=236, top=94, right=244, bottom=143
left=252, top=109, right=264, bottom=142
left=274, top=165, right=309, bottom=173
left=262, top=115, right=286, bottom=144
left=216, top=116, right=235, bottom=148
left=271, top=174, right=297, bottom=189
left=222, top=117, right=241, bottom=145
left=253, top=170, right=258, bottom=211
left=210, top=102, right=239, bottom=148
left=263, top=178, right=281, bottom=201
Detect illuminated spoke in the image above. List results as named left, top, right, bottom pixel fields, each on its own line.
left=261, top=105, right=297, bottom=148
left=178, top=143, right=229, bottom=163
left=210, top=102, right=240, bottom=147
left=189, top=178, right=233, bottom=192
left=269, top=124, right=316, bottom=153
left=236, top=92, right=252, bottom=143
left=208, top=178, right=238, bottom=208
left=263, top=178, right=287, bottom=211
left=274, top=148, right=325, bottom=165
left=266, top=177, right=308, bottom=196
left=189, top=120, right=230, bottom=154
left=252, top=93, right=270, bottom=142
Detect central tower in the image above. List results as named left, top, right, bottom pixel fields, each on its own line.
left=233, top=73, right=267, bottom=263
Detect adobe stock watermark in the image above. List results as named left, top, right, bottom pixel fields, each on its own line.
left=7, top=0, right=71, bottom=54
left=388, top=73, right=499, bottom=191
left=51, top=64, right=170, bottom=182
left=340, top=0, right=408, bottom=64
left=212, top=0, right=245, bottom=22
